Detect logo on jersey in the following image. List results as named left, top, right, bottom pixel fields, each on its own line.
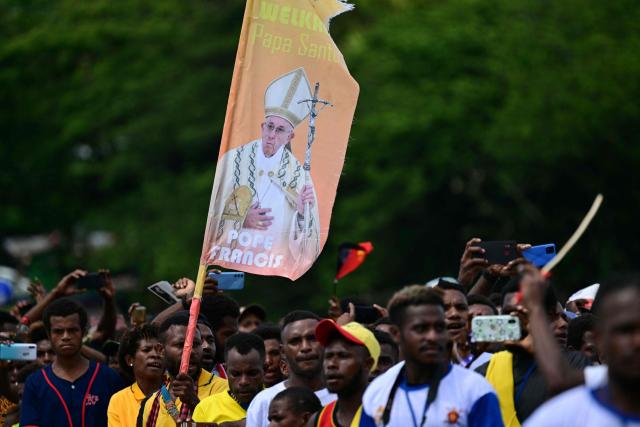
left=445, top=408, right=461, bottom=424
left=85, top=394, right=100, bottom=406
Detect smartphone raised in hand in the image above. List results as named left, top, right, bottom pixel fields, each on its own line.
left=352, top=304, right=382, bottom=325
left=76, top=272, right=106, bottom=290
left=0, top=343, right=37, bottom=361
left=472, top=241, right=518, bottom=265
left=207, top=271, right=245, bottom=291
left=471, top=315, right=521, bottom=342
left=523, top=244, right=556, bottom=267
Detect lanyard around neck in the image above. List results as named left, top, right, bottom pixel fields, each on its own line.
left=382, top=363, right=446, bottom=426
left=404, top=386, right=430, bottom=427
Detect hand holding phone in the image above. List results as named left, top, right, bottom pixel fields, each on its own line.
left=96, top=269, right=115, bottom=300
left=76, top=272, right=107, bottom=291
left=352, top=304, right=382, bottom=324
left=337, top=301, right=382, bottom=326
left=458, top=238, right=490, bottom=288
left=53, top=269, right=89, bottom=297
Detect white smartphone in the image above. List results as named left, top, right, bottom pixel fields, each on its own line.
left=148, top=281, right=181, bottom=305
left=0, top=343, right=37, bottom=361
left=471, top=315, right=522, bottom=342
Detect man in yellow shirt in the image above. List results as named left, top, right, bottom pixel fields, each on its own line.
left=137, top=312, right=228, bottom=426
left=193, top=332, right=265, bottom=423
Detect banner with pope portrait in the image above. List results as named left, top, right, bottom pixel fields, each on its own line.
left=200, top=0, right=359, bottom=280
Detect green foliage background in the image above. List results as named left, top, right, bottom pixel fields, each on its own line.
left=2, top=0, right=639, bottom=318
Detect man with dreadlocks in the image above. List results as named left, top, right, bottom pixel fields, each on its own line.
left=207, top=67, right=320, bottom=278
left=360, top=285, right=503, bottom=427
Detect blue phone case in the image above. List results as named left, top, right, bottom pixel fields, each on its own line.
left=523, top=244, right=556, bottom=267
left=208, top=272, right=245, bottom=290
left=0, top=343, right=37, bottom=361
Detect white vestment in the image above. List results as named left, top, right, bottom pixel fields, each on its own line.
left=206, top=140, right=320, bottom=279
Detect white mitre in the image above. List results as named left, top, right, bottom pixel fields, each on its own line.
left=264, top=68, right=312, bottom=128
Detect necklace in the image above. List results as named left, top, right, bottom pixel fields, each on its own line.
left=228, top=390, right=241, bottom=404
left=228, top=390, right=250, bottom=410
left=382, top=363, right=447, bottom=426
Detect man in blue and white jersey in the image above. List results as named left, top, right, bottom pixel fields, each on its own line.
left=524, top=272, right=640, bottom=427
left=360, top=285, right=503, bottom=427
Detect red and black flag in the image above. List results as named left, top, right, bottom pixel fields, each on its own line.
left=335, top=242, right=374, bottom=280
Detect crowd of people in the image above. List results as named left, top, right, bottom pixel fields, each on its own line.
left=0, top=238, right=638, bottom=426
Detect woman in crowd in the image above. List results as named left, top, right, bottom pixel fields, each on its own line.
left=107, top=324, right=164, bottom=427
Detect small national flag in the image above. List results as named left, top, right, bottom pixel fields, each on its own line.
left=335, top=242, right=373, bottom=280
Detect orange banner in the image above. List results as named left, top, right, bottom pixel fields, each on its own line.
left=200, top=0, right=359, bottom=280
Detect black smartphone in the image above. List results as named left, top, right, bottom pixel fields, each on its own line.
left=353, top=304, right=382, bottom=325
left=76, top=272, right=106, bottom=290
left=472, top=241, right=518, bottom=265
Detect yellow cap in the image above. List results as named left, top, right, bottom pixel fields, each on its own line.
left=315, top=319, right=381, bottom=372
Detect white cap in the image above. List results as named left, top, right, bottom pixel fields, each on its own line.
left=567, top=283, right=600, bottom=303
left=425, top=276, right=459, bottom=288
left=264, top=68, right=312, bottom=128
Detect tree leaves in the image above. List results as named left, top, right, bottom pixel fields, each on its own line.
left=2, top=0, right=639, bottom=315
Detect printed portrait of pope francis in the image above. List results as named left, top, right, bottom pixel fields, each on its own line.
left=207, top=68, right=321, bottom=278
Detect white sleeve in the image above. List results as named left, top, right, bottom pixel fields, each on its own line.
left=524, top=400, right=567, bottom=427
left=583, top=365, right=608, bottom=388
left=246, top=392, right=268, bottom=427
left=523, top=388, right=586, bottom=427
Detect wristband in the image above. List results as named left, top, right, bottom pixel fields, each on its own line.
left=20, top=315, right=30, bottom=326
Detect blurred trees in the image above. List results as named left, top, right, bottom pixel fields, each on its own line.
left=2, top=0, right=639, bottom=317
left=1, top=0, right=244, bottom=282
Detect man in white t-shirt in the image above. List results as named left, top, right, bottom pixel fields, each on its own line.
left=524, top=273, right=640, bottom=426
left=246, top=311, right=335, bottom=427
left=361, top=285, right=503, bottom=427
